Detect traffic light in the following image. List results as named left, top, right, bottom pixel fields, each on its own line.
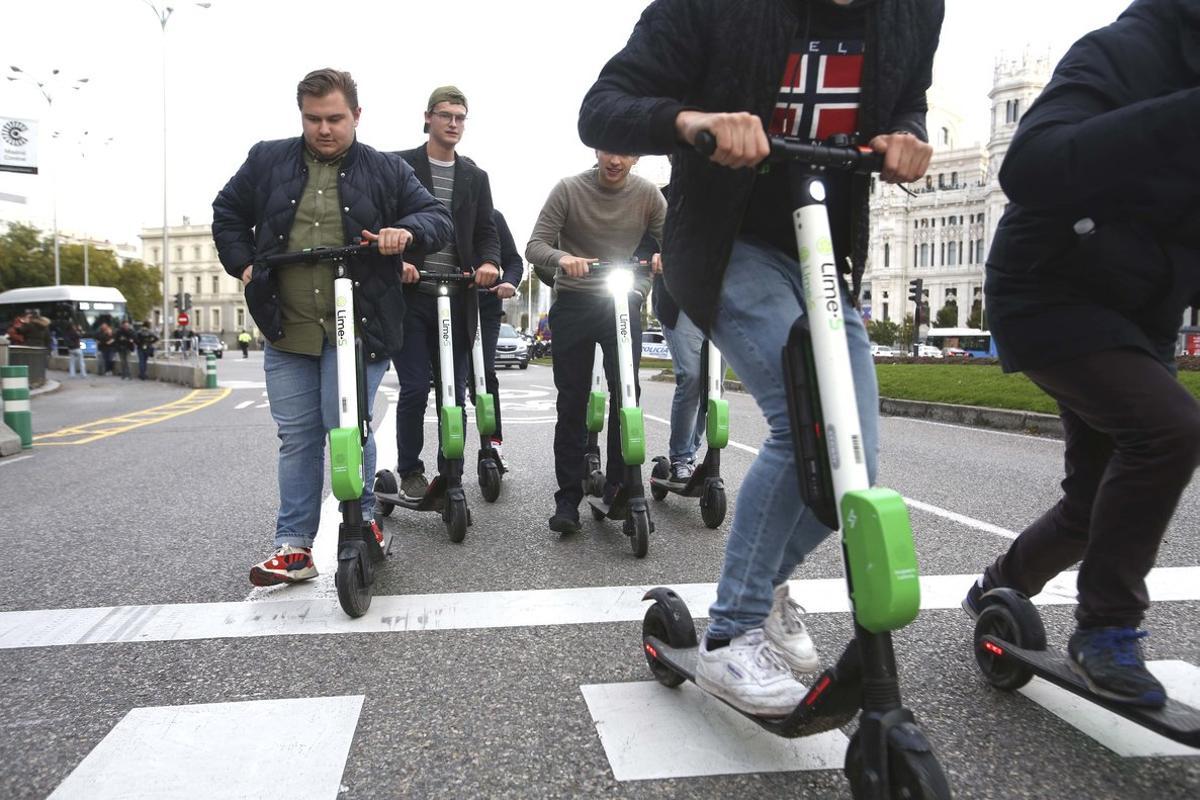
left=183, top=293, right=192, bottom=311
left=174, top=292, right=183, bottom=310
left=908, top=279, right=924, bottom=327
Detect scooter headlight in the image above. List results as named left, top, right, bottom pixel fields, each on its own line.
left=606, top=268, right=634, bottom=295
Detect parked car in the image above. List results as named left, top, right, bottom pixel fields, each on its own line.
left=943, top=347, right=970, bottom=358
left=196, top=333, right=226, bottom=358
left=495, top=323, right=529, bottom=369
left=915, top=344, right=943, bottom=359
left=641, top=329, right=671, bottom=360
left=870, top=344, right=898, bottom=358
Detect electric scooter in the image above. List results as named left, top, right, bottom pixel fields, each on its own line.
left=373, top=271, right=473, bottom=543
left=258, top=243, right=394, bottom=619
left=583, top=260, right=654, bottom=558
left=641, top=133, right=951, bottom=799
left=470, top=294, right=505, bottom=502
left=971, top=589, right=1200, bottom=747
left=583, top=343, right=607, bottom=498
left=649, top=339, right=729, bottom=528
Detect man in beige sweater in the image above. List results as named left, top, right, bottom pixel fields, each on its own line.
left=526, top=150, right=666, bottom=533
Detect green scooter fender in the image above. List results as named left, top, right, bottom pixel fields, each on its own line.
left=586, top=390, right=607, bottom=433
left=706, top=397, right=730, bottom=450
left=841, top=488, right=921, bottom=633
left=440, top=405, right=465, bottom=461
left=329, top=427, right=365, bottom=502
left=619, top=406, right=645, bottom=465
left=475, top=393, right=497, bottom=437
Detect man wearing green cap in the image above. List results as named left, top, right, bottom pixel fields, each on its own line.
left=393, top=86, right=501, bottom=500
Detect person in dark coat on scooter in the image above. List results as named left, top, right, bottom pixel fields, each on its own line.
left=579, top=0, right=942, bottom=716
left=962, top=0, right=1200, bottom=708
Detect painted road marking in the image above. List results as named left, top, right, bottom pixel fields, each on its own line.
left=3, top=567, right=1198, bottom=651
left=33, top=389, right=232, bottom=446
left=581, top=681, right=846, bottom=781
left=217, top=380, right=267, bottom=389
left=645, top=414, right=1022, bottom=540
left=234, top=400, right=254, bottom=410
left=1018, top=661, right=1200, bottom=757
left=0, top=454, right=34, bottom=467
left=48, top=695, right=364, bottom=799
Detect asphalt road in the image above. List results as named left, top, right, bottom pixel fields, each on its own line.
left=0, top=352, right=1196, bottom=799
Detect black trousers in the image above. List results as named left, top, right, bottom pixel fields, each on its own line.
left=550, top=290, right=642, bottom=509
left=985, top=347, right=1200, bottom=628
left=468, top=298, right=504, bottom=441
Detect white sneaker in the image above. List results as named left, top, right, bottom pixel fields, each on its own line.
left=764, top=583, right=820, bottom=673
left=695, top=628, right=808, bottom=717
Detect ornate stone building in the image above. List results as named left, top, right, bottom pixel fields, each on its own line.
left=861, top=52, right=1051, bottom=328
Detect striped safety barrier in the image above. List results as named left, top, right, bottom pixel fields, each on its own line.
left=205, top=354, right=217, bottom=389
left=1, top=365, right=32, bottom=449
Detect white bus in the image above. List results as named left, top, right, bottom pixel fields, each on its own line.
left=924, top=327, right=997, bottom=358
left=0, top=285, right=129, bottom=351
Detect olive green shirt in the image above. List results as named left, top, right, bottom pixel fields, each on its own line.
left=273, top=149, right=345, bottom=356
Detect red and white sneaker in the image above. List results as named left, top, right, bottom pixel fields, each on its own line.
left=249, top=545, right=317, bottom=586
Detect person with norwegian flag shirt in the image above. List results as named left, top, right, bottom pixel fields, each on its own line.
left=580, top=0, right=942, bottom=718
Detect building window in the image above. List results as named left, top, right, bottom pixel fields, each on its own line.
left=211, top=308, right=221, bottom=331
left=920, top=243, right=929, bottom=267
left=212, top=275, right=220, bottom=295
left=940, top=242, right=946, bottom=266
left=883, top=243, right=890, bottom=268
left=925, top=176, right=933, bottom=191
left=1013, top=99, right=1021, bottom=121
left=882, top=302, right=889, bottom=320
left=236, top=308, right=245, bottom=328
left=947, top=241, right=958, bottom=267
left=153, top=247, right=160, bottom=263
left=175, top=246, right=183, bottom=261
left=976, top=239, right=985, bottom=263
left=914, top=244, right=918, bottom=266
left=940, top=126, right=950, bottom=146
left=176, top=276, right=184, bottom=294
left=951, top=171, right=958, bottom=187
left=193, top=245, right=201, bottom=260
left=194, top=276, right=202, bottom=295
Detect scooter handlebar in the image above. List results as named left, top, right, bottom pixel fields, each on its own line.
left=584, top=259, right=652, bottom=275
left=415, top=270, right=476, bottom=284
left=259, top=242, right=377, bottom=269
left=693, top=130, right=883, bottom=174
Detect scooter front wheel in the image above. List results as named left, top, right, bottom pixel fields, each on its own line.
left=335, top=554, right=371, bottom=618
left=479, top=462, right=501, bottom=503
left=700, top=486, right=726, bottom=529
left=446, top=498, right=469, bottom=544
left=627, top=509, right=650, bottom=558
left=373, top=470, right=396, bottom=518
left=844, top=727, right=951, bottom=800
left=650, top=459, right=669, bottom=501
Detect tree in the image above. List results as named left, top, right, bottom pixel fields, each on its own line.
left=935, top=300, right=959, bottom=328
left=967, top=299, right=984, bottom=330
left=0, top=223, right=161, bottom=320
left=899, top=314, right=916, bottom=348
left=866, top=318, right=899, bottom=346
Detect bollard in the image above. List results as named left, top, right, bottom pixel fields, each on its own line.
left=1, top=365, right=33, bottom=449
left=205, top=353, right=217, bottom=389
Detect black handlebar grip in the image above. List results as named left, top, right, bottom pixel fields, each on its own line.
left=694, top=130, right=718, bottom=157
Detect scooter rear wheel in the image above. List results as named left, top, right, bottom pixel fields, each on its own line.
left=374, top=470, right=396, bottom=518
left=642, top=602, right=687, bottom=688
left=479, top=462, right=501, bottom=503
left=700, top=486, right=726, bottom=529
left=335, top=555, right=371, bottom=618
left=973, top=590, right=1045, bottom=691
left=844, top=727, right=952, bottom=800
left=650, top=459, right=669, bottom=501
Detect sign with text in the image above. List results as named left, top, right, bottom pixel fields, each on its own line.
left=0, top=117, right=38, bottom=174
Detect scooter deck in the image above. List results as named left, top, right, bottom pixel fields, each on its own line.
left=982, top=635, right=1200, bottom=748
left=644, top=636, right=862, bottom=738
left=375, top=475, right=448, bottom=513
left=587, top=495, right=628, bottom=520
left=649, top=459, right=714, bottom=498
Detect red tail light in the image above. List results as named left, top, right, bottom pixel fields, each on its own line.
left=983, top=641, right=1005, bottom=657
left=804, top=675, right=833, bottom=706
left=645, top=643, right=659, bottom=659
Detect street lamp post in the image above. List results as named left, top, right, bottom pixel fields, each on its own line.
left=6, top=66, right=89, bottom=285
left=144, top=1, right=210, bottom=339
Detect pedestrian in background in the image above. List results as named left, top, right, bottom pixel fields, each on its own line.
left=64, top=323, right=86, bottom=378
left=136, top=321, right=159, bottom=380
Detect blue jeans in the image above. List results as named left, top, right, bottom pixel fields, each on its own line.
left=705, top=238, right=880, bottom=640
left=67, top=349, right=86, bottom=378
left=662, top=310, right=707, bottom=463
left=264, top=341, right=388, bottom=549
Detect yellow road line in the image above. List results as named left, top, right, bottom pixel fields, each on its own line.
left=34, top=388, right=232, bottom=446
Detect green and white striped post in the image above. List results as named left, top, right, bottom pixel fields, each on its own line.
left=205, top=353, right=217, bottom=389
left=1, top=365, right=32, bottom=449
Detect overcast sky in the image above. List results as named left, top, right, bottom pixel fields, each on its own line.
left=0, top=0, right=1133, bottom=259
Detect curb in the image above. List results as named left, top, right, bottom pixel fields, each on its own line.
left=650, top=370, right=1063, bottom=438
left=29, top=379, right=62, bottom=397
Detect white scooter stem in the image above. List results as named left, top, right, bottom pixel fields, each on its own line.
left=707, top=340, right=722, bottom=405
left=437, top=285, right=455, bottom=408
left=471, top=296, right=487, bottom=399
left=794, top=183, right=870, bottom=512
left=592, top=343, right=606, bottom=396
left=608, top=270, right=638, bottom=410
left=333, top=273, right=360, bottom=433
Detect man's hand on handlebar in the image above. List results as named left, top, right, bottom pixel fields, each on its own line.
left=491, top=282, right=516, bottom=299
left=361, top=227, right=413, bottom=256
left=401, top=261, right=420, bottom=284
left=651, top=253, right=663, bottom=275
left=676, top=110, right=769, bottom=169
left=559, top=254, right=594, bottom=278
left=869, top=132, right=932, bottom=184
left=474, top=262, right=500, bottom=288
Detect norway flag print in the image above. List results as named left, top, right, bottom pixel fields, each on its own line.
left=770, top=38, right=864, bottom=142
